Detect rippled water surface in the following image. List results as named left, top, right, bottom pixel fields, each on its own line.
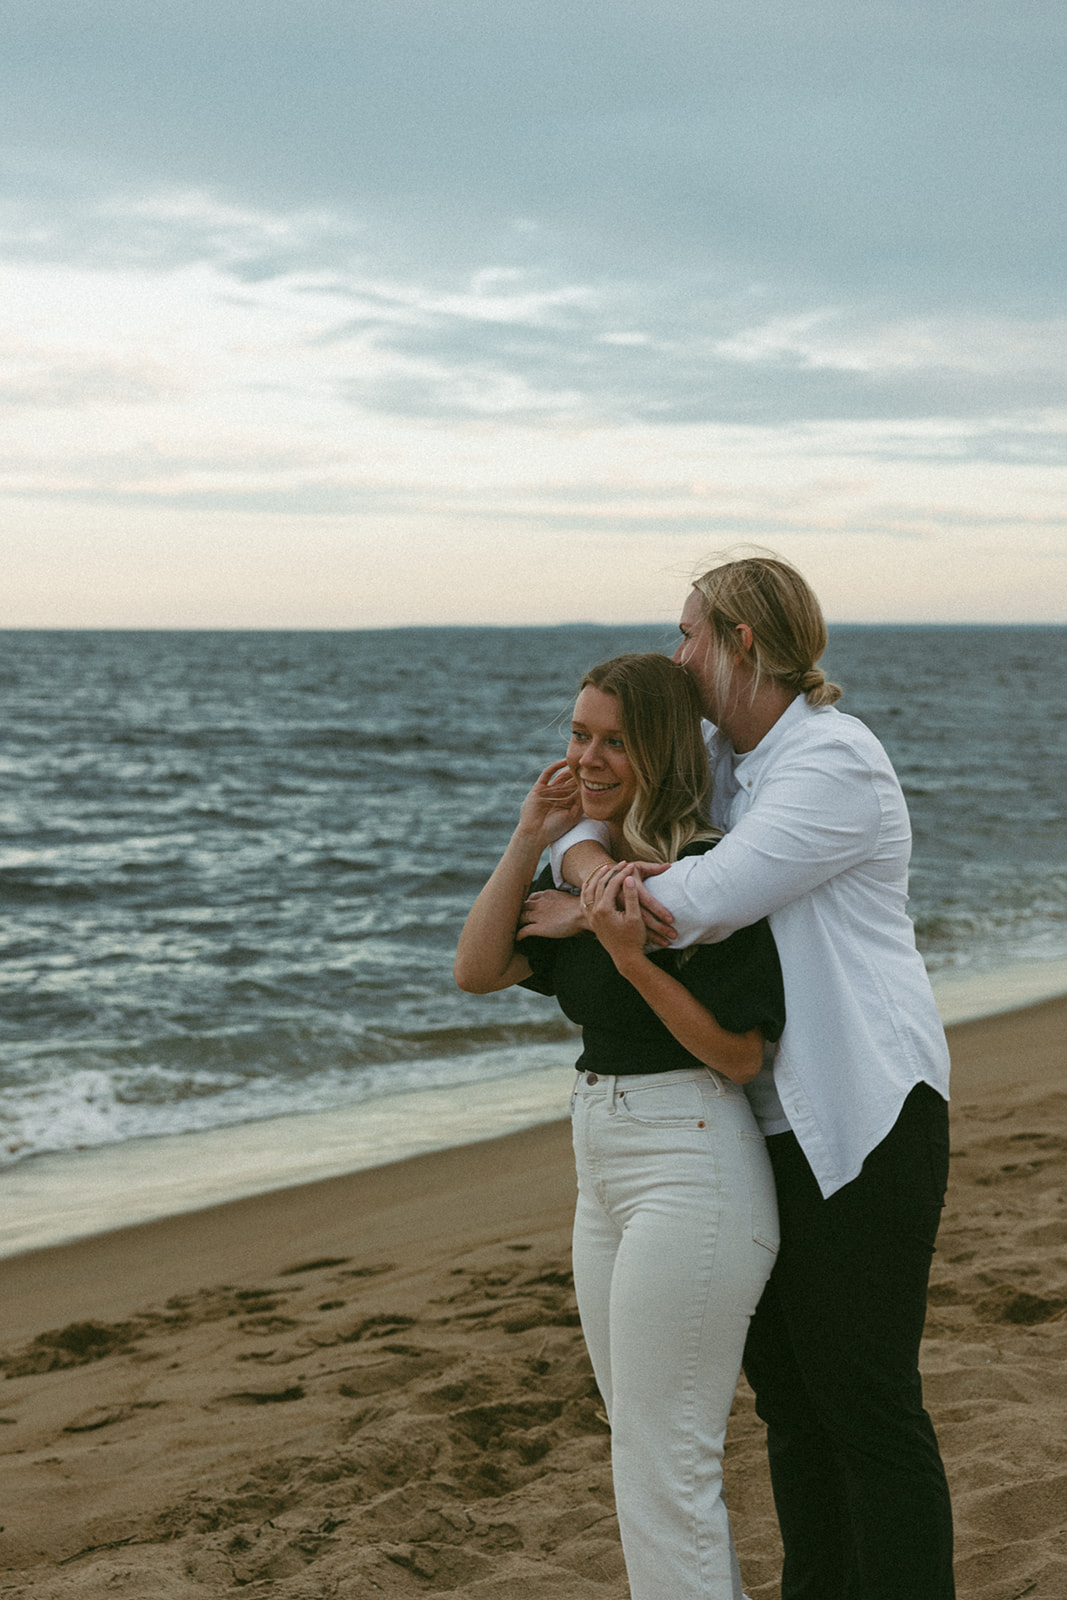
left=1, top=625, right=1064, bottom=1165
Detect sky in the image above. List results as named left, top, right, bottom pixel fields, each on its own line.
left=2, top=0, right=1065, bottom=627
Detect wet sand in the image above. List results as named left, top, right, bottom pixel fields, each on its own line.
left=1, top=997, right=1065, bottom=1598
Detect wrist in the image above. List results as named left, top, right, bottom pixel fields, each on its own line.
left=509, top=824, right=550, bottom=859
left=610, top=947, right=650, bottom=981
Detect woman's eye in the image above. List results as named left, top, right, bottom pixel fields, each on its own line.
left=607, top=738, right=625, bottom=749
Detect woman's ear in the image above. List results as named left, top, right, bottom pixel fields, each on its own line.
left=733, top=622, right=754, bottom=659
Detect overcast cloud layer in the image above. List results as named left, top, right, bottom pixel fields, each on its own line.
left=2, top=0, right=1065, bottom=623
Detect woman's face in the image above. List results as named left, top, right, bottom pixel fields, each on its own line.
left=671, top=588, right=722, bottom=718
left=672, top=587, right=745, bottom=728
left=566, top=686, right=638, bottom=825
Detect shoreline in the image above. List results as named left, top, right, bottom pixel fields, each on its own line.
left=3, top=960, right=1066, bottom=1263
left=0, top=992, right=1064, bottom=1598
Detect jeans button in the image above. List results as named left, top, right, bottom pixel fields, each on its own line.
left=585, top=1072, right=598, bottom=1085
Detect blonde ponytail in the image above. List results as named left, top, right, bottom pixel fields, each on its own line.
left=795, top=667, right=842, bottom=706
left=692, top=555, right=843, bottom=706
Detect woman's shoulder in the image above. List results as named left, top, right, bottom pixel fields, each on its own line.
left=676, top=835, right=722, bottom=861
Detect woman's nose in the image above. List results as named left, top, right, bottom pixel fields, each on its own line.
left=579, top=742, right=601, bottom=766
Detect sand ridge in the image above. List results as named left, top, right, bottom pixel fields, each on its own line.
left=0, top=998, right=1065, bottom=1598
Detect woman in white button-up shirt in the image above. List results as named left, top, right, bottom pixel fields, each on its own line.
left=541, top=557, right=955, bottom=1600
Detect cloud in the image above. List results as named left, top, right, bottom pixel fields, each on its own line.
left=2, top=2, right=1064, bottom=300
left=1, top=2, right=1064, bottom=622
left=0, top=173, right=365, bottom=278
left=2, top=188, right=1066, bottom=483
left=0, top=355, right=179, bottom=409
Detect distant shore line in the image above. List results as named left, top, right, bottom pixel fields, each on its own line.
left=1, top=621, right=1065, bottom=637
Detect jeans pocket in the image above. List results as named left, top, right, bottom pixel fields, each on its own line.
left=739, top=1130, right=780, bottom=1253
left=615, top=1079, right=705, bottom=1128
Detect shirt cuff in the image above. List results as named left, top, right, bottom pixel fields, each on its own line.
left=548, top=819, right=610, bottom=887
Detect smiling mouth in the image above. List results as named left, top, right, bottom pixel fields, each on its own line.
left=581, top=780, right=618, bottom=792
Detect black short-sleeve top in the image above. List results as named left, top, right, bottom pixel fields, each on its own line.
left=518, top=840, right=785, bottom=1077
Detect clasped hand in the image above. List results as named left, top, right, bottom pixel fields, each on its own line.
left=580, top=861, right=653, bottom=964
left=517, top=858, right=675, bottom=947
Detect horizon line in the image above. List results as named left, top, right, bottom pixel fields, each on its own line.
left=2, top=620, right=1065, bottom=634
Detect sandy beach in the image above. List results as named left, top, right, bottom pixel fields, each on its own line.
left=1, top=997, right=1065, bottom=1599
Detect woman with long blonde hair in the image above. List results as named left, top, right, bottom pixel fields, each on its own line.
left=456, top=652, right=784, bottom=1600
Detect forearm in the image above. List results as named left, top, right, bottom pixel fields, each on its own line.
left=611, top=953, right=763, bottom=1083
left=650, top=761, right=886, bottom=946
left=557, top=838, right=614, bottom=888
left=454, top=829, right=543, bottom=993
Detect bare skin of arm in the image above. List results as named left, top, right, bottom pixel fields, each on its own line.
left=584, top=861, right=763, bottom=1084
left=454, top=760, right=582, bottom=994
left=524, top=839, right=675, bottom=946
left=557, top=838, right=616, bottom=888
left=514, top=886, right=587, bottom=941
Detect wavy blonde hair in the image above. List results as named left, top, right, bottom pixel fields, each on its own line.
left=692, top=554, right=842, bottom=713
left=579, top=653, right=719, bottom=864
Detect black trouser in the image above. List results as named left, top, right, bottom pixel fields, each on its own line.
left=743, top=1083, right=955, bottom=1600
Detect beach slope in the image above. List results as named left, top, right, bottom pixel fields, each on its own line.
left=1, top=998, right=1065, bottom=1599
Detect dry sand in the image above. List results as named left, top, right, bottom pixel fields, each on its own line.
left=0, top=997, right=1064, bottom=1599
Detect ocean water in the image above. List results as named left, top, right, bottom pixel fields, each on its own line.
left=1, top=625, right=1064, bottom=1204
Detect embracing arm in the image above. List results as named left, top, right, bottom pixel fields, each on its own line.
left=646, top=750, right=888, bottom=946
left=617, top=948, right=764, bottom=1082
left=538, top=827, right=674, bottom=945
left=583, top=864, right=764, bottom=1083
left=558, top=838, right=615, bottom=886
left=549, top=820, right=612, bottom=889
left=556, top=740, right=889, bottom=948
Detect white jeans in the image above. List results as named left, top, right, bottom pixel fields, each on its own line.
left=570, top=1067, right=779, bottom=1600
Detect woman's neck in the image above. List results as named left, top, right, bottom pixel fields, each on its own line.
left=606, top=821, right=629, bottom=859
left=721, top=682, right=797, bottom=753
left=606, top=821, right=669, bottom=865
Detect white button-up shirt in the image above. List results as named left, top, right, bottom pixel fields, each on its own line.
left=550, top=694, right=950, bottom=1198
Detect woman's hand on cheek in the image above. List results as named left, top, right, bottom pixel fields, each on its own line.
left=517, top=760, right=583, bottom=844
